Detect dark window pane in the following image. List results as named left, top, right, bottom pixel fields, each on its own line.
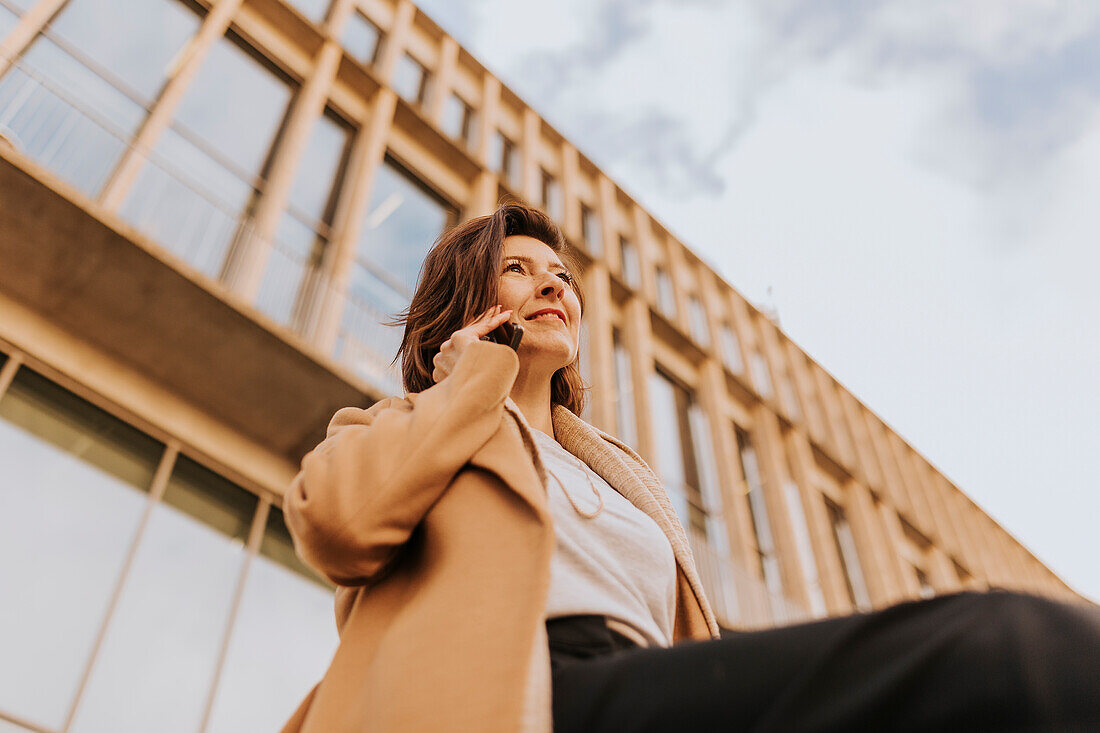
left=71, top=455, right=257, bottom=733
left=0, top=368, right=163, bottom=730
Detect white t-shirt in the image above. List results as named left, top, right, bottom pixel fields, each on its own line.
left=534, top=428, right=677, bottom=648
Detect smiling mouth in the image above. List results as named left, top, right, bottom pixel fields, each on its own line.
left=526, top=312, right=565, bottom=323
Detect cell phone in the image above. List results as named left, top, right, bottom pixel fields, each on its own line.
left=486, top=318, right=524, bottom=351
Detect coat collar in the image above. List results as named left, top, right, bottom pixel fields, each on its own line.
left=465, top=398, right=718, bottom=638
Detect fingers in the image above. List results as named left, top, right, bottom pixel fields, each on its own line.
left=470, top=305, right=513, bottom=338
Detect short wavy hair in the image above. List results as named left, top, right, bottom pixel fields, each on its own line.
left=395, top=202, right=587, bottom=414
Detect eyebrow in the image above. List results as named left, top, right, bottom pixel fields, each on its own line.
left=503, top=255, right=569, bottom=272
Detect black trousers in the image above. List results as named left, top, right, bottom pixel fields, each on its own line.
left=549, top=591, right=1100, bottom=732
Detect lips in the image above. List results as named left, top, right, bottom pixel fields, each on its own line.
left=525, top=308, right=566, bottom=323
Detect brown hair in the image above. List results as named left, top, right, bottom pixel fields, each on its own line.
left=395, top=202, right=587, bottom=414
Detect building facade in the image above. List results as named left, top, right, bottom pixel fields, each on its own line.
left=0, top=0, right=1080, bottom=731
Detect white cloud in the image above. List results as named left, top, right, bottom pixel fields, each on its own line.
left=419, top=0, right=1100, bottom=600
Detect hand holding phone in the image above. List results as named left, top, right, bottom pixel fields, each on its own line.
left=484, top=318, right=524, bottom=351
left=432, top=306, right=520, bottom=383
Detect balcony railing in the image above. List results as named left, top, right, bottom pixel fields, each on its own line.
left=0, top=50, right=405, bottom=398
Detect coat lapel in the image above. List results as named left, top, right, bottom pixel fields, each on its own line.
left=465, top=398, right=552, bottom=523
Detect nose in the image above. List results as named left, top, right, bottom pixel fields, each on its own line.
left=538, top=272, right=565, bottom=299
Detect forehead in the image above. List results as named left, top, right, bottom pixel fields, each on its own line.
left=502, top=235, right=564, bottom=267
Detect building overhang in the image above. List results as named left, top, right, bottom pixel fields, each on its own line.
left=0, top=147, right=378, bottom=464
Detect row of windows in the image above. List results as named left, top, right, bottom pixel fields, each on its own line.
left=0, top=0, right=811, bottom=415
left=0, top=354, right=336, bottom=732
left=0, top=0, right=1013, bottom=600
left=617, top=353, right=881, bottom=624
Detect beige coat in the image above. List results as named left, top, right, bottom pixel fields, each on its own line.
left=281, top=340, right=719, bottom=732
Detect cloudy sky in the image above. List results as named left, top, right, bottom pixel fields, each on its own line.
left=416, top=0, right=1100, bottom=602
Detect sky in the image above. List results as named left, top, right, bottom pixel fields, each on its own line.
left=416, top=0, right=1100, bottom=602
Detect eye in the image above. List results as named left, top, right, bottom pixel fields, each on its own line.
left=557, top=271, right=575, bottom=284
left=503, top=262, right=524, bottom=274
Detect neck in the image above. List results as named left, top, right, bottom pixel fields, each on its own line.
left=509, top=361, right=556, bottom=438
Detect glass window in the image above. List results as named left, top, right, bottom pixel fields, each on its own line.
left=205, top=507, right=337, bottom=733
left=540, top=168, right=561, bottom=219
left=0, top=6, right=17, bottom=40
left=783, top=480, right=827, bottom=617
left=825, top=497, right=871, bottom=611
left=70, top=455, right=258, bottom=733
left=257, top=110, right=352, bottom=326
left=121, top=32, right=294, bottom=278
left=779, top=369, right=802, bottom=421
left=342, top=11, right=381, bottom=64
left=688, top=295, right=709, bottom=346
left=650, top=370, right=706, bottom=535
left=612, top=329, right=636, bottom=449
left=750, top=350, right=773, bottom=398
left=285, top=0, right=329, bottom=23
left=655, top=265, right=676, bottom=317
left=490, top=130, right=520, bottom=188
left=578, top=321, right=592, bottom=422
left=441, top=92, right=476, bottom=148
left=580, top=203, right=602, bottom=256
left=734, top=426, right=784, bottom=599
left=720, top=323, right=744, bottom=374
left=0, top=368, right=164, bottom=731
left=47, top=0, right=200, bottom=102
left=393, top=53, right=428, bottom=105
left=800, top=356, right=828, bottom=436
left=0, top=0, right=200, bottom=197
left=172, top=35, right=293, bottom=180
left=619, top=235, right=640, bottom=289
left=339, top=157, right=456, bottom=392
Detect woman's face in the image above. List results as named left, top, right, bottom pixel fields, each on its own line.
left=497, top=235, right=582, bottom=372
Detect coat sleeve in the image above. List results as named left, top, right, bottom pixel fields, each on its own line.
left=284, top=340, right=520, bottom=586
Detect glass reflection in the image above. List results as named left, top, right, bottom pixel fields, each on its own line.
left=256, top=111, right=351, bottom=325
left=122, top=32, right=293, bottom=277
left=338, top=157, right=454, bottom=391
left=342, top=11, right=381, bottom=64
left=171, top=34, right=292, bottom=179
left=0, top=368, right=163, bottom=730
left=206, top=507, right=337, bottom=733
left=70, top=455, right=257, bottom=733
left=47, top=0, right=200, bottom=103
left=393, top=53, right=427, bottom=105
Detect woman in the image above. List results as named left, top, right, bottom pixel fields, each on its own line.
left=281, top=203, right=1100, bottom=732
